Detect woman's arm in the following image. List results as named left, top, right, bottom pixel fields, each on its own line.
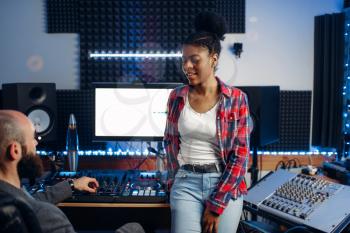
left=206, top=92, right=251, bottom=215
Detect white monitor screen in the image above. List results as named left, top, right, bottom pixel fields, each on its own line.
left=93, top=83, right=180, bottom=141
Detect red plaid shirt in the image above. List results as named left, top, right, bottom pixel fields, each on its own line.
left=164, top=77, right=252, bottom=215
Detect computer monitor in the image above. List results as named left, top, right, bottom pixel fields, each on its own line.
left=93, top=83, right=181, bottom=141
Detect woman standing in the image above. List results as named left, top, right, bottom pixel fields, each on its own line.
left=164, top=12, right=252, bottom=233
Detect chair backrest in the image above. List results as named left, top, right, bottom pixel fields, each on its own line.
left=0, top=193, right=43, bottom=233
left=285, top=226, right=313, bottom=233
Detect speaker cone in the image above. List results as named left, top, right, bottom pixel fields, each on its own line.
left=27, top=108, right=52, bottom=135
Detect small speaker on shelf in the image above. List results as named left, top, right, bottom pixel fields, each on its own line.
left=237, top=86, right=280, bottom=148
left=1, top=83, right=57, bottom=143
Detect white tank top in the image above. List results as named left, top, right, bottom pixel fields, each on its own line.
left=177, top=94, right=221, bottom=165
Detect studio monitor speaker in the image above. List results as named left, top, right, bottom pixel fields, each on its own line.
left=2, top=83, right=57, bottom=142
left=237, top=86, right=280, bottom=148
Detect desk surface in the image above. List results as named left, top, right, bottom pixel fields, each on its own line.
left=58, top=202, right=170, bottom=208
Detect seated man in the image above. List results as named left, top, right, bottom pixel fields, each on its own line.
left=0, top=110, right=144, bottom=233
left=18, top=147, right=100, bottom=204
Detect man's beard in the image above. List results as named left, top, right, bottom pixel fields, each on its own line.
left=17, top=146, right=44, bottom=185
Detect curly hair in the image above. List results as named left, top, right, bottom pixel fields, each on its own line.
left=183, top=11, right=227, bottom=56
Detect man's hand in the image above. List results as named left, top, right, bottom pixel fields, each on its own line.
left=202, top=206, right=220, bottom=233
left=73, top=176, right=99, bottom=193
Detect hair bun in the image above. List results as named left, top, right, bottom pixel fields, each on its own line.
left=194, top=11, right=227, bottom=40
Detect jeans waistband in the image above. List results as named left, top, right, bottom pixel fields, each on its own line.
left=181, top=163, right=224, bottom=173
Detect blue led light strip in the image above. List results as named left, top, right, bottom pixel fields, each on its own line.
left=343, top=11, right=350, bottom=158
left=89, top=52, right=182, bottom=59
left=36, top=150, right=337, bottom=157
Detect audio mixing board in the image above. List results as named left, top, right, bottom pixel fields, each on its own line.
left=46, top=170, right=168, bottom=203
left=244, top=169, right=350, bottom=233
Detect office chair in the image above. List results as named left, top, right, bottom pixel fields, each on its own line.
left=0, top=192, right=43, bottom=233
left=285, top=226, right=313, bottom=233
left=239, top=220, right=313, bottom=233
left=239, top=220, right=282, bottom=233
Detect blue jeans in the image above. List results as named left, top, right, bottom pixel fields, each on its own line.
left=170, top=168, right=243, bottom=233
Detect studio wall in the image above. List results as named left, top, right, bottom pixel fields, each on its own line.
left=0, top=0, right=343, bottom=90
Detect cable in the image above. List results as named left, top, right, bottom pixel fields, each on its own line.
left=286, top=159, right=297, bottom=170
left=259, top=152, right=263, bottom=180
left=133, top=156, right=148, bottom=170
left=307, top=154, right=313, bottom=166
left=275, top=160, right=286, bottom=171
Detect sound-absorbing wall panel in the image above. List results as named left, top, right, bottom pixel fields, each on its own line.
left=261, top=91, right=311, bottom=151
left=46, top=0, right=78, bottom=33
left=312, top=13, right=344, bottom=150
left=46, top=0, right=245, bottom=88
left=78, top=0, right=216, bottom=88
left=46, top=0, right=245, bottom=34
left=216, top=0, right=245, bottom=33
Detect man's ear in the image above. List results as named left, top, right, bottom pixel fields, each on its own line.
left=7, top=142, right=22, bottom=161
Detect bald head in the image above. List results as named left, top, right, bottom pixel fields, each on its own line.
left=0, top=110, right=29, bottom=150
left=0, top=110, right=39, bottom=185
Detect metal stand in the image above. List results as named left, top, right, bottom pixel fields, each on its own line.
left=249, top=147, right=259, bottom=186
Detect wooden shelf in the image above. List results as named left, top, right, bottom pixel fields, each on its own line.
left=251, top=155, right=326, bottom=171
left=58, top=202, right=170, bottom=208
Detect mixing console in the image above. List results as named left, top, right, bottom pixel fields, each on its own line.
left=261, top=173, right=341, bottom=220
left=244, top=169, right=350, bottom=233
left=47, top=170, right=168, bottom=203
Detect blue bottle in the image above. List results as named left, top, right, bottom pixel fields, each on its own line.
left=66, top=114, right=79, bottom=171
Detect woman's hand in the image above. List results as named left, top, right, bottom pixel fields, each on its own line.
left=202, top=206, right=220, bottom=233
